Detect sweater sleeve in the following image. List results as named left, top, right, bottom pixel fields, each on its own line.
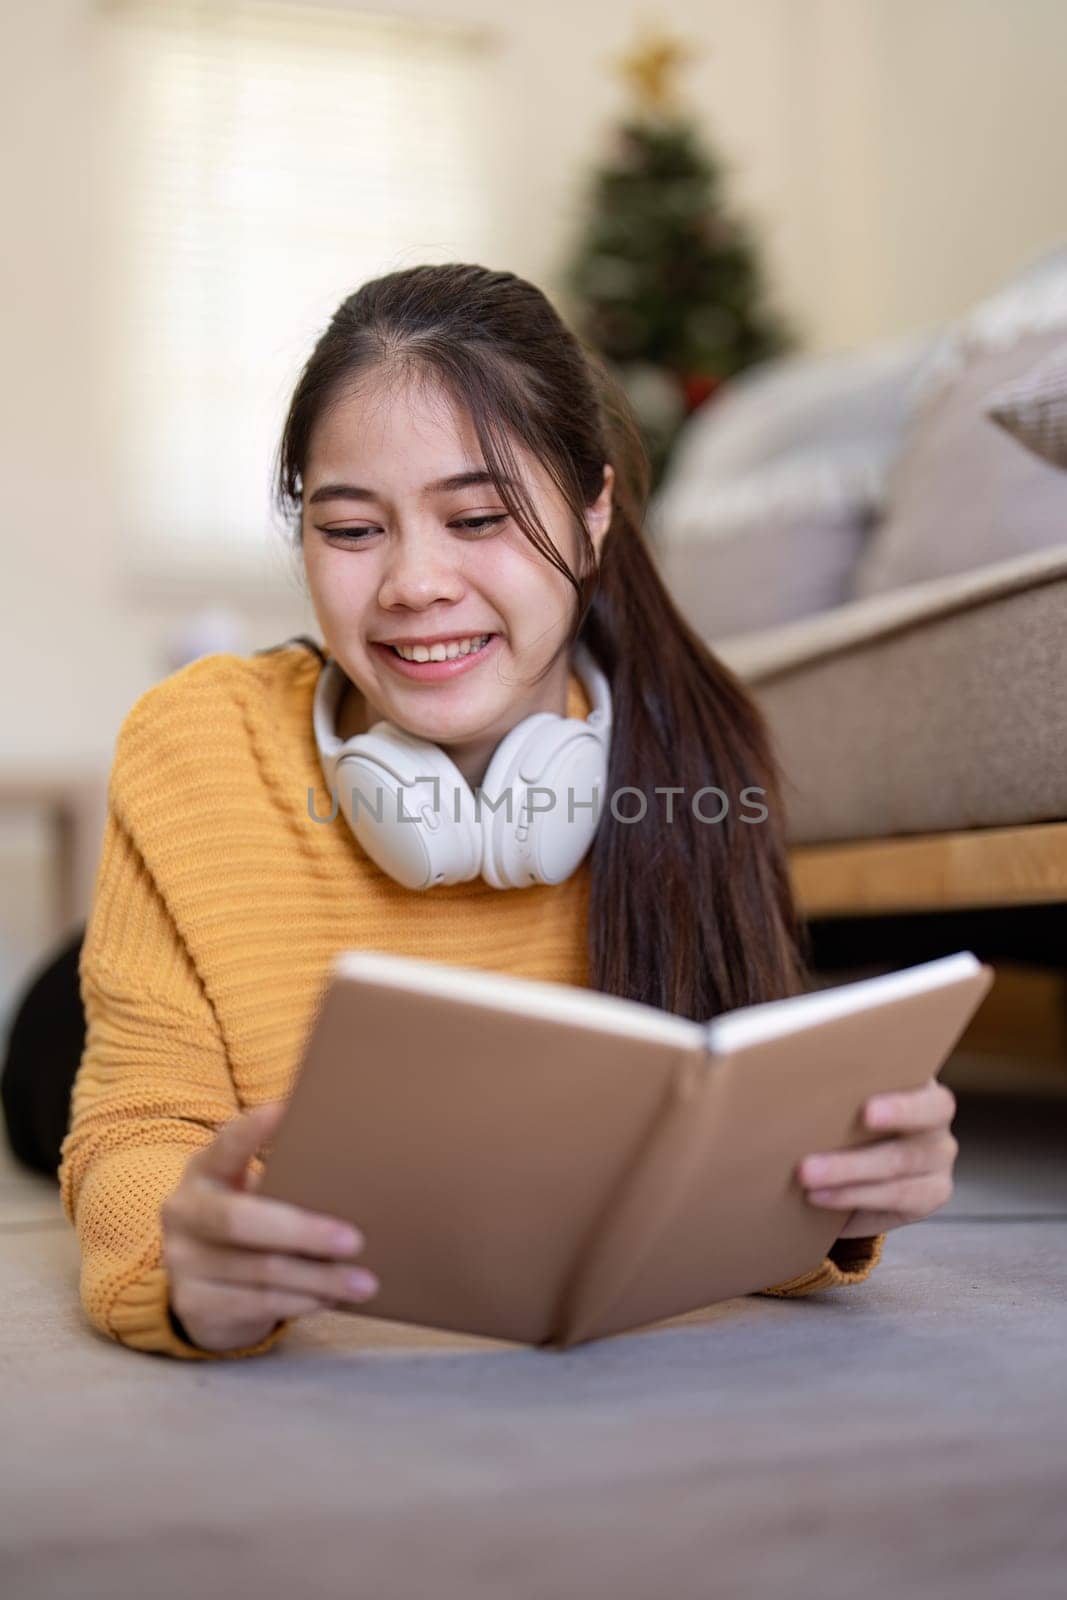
left=57, top=797, right=293, bottom=1361
left=756, top=1232, right=886, bottom=1297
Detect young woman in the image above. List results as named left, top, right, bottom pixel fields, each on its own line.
left=56, top=264, right=958, bottom=1359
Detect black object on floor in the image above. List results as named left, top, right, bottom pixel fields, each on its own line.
left=1, top=926, right=87, bottom=1181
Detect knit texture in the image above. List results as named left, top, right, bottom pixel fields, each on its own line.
left=58, top=643, right=882, bottom=1360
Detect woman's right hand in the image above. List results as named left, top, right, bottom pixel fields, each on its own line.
left=161, top=1100, right=379, bottom=1353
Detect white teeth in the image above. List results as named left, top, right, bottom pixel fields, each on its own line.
left=392, top=634, right=490, bottom=663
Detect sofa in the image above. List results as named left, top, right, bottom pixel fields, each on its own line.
left=652, top=247, right=1067, bottom=1051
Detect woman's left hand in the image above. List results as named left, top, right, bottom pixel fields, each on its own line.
left=797, top=1077, right=959, bottom=1239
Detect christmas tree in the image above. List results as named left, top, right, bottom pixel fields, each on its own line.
left=560, top=24, right=795, bottom=489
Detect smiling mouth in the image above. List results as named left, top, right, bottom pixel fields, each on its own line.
left=383, top=633, right=496, bottom=663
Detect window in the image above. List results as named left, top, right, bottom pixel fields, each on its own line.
left=94, top=0, right=503, bottom=593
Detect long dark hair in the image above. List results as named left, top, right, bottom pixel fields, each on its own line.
left=274, top=263, right=811, bottom=1019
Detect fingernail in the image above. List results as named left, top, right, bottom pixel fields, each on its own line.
left=332, top=1226, right=361, bottom=1252
left=867, top=1100, right=891, bottom=1126
left=802, top=1157, right=828, bottom=1181
left=809, top=1189, right=836, bottom=1204
left=346, top=1270, right=378, bottom=1296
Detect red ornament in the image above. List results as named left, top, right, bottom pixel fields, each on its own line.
left=680, top=372, right=722, bottom=413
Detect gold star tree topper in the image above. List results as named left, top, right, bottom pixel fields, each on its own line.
left=612, top=21, right=701, bottom=115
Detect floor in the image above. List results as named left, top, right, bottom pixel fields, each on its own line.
left=1, top=1083, right=1065, bottom=1600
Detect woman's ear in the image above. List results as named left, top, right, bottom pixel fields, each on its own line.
left=586, top=463, right=615, bottom=559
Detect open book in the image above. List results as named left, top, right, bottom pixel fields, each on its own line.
left=257, top=950, right=992, bottom=1348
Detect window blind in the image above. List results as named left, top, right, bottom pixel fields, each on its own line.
left=95, top=0, right=503, bottom=589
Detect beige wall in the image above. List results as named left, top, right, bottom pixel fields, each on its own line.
left=781, top=0, right=1067, bottom=347
left=2, top=0, right=1066, bottom=768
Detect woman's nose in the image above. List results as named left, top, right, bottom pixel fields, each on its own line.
left=377, top=528, right=466, bottom=610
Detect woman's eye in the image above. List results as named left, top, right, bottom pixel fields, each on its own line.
left=452, top=515, right=507, bottom=533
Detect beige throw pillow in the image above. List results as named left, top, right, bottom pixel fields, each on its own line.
left=987, top=339, right=1067, bottom=469
left=851, top=329, right=1067, bottom=598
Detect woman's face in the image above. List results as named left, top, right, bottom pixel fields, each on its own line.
left=301, top=365, right=613, bottom=787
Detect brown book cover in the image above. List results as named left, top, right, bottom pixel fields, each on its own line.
left=256, top=951, right=992, bottom=1347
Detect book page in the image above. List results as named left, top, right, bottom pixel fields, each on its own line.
left=331, top=949, right=706, bottom=1050
left=705, top=951, right=981, bottom=1055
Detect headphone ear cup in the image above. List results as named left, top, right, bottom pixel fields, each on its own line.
left=334, top=730, right=482, bottom=890
left=529, top=732, right=607, bottom=883
left=477, top=714, right=607, bottom=889
left=477, top=714, right=558, bottom=889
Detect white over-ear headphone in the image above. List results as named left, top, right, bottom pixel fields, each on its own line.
left=313, top=642, right=613, bottom=890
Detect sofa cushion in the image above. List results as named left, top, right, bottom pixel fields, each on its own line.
left=657, top=509, right=871, bottom=641
left=717, top=544, right=1067, bottom=845
left=851, top=329, right=1067, bottom=599
left=987, top=338, right=1067, bottom=470
left=649, top=333, right=933, bottom=633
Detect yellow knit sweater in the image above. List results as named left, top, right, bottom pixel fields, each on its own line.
left=58, top=641, right=882, bottom=1361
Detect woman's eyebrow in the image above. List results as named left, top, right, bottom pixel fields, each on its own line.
left=306, top=470, right=514, bottom=506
